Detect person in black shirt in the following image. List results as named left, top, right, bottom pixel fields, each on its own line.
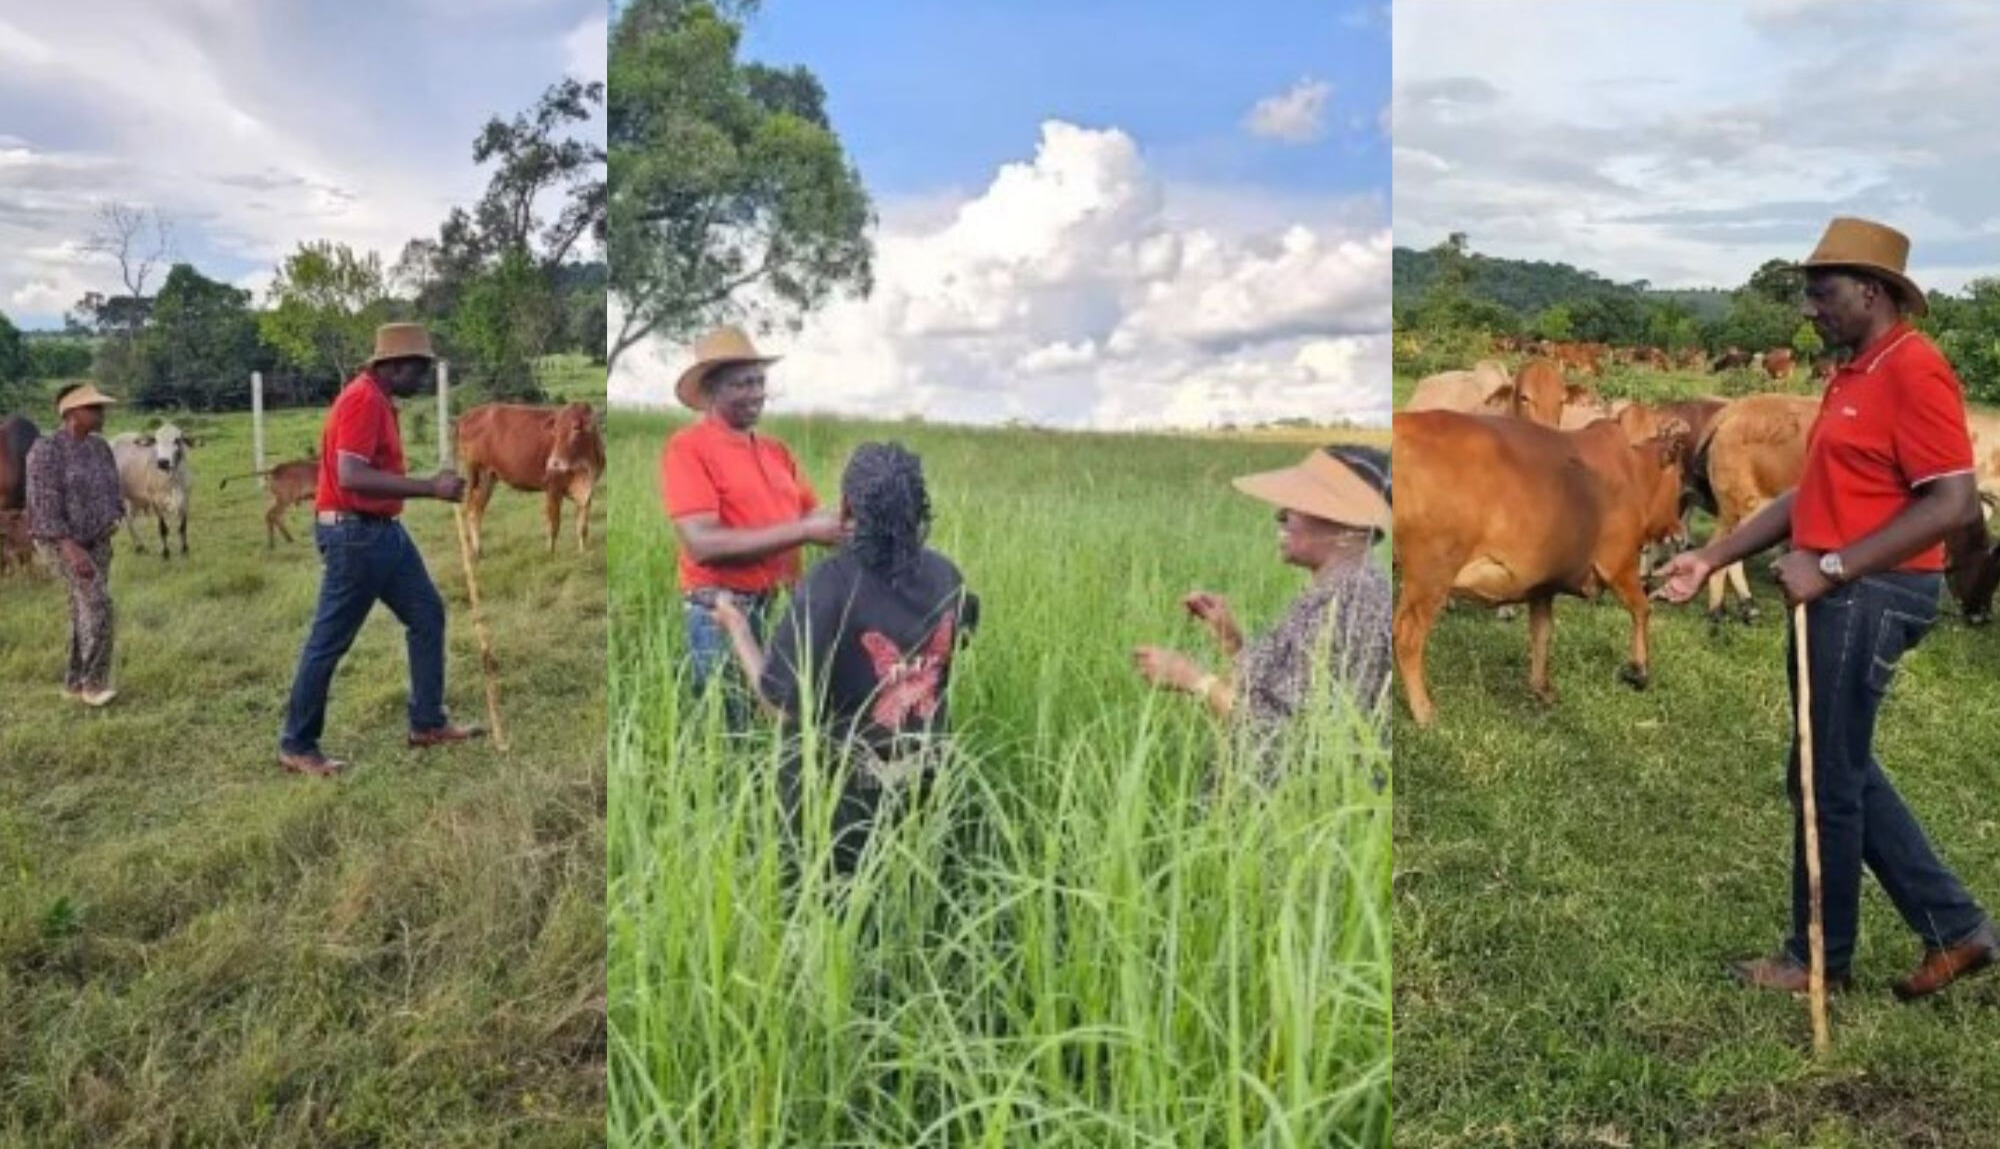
left=713, top=442, right=979, bottom=876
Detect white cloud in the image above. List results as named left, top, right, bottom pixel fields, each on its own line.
left=1246, top=79, right=1333, bottom=144
left=1393, top=0, right=2000, bottom=293
left=564, top=12, right=607, bottom=85
left=611, top=120, right=1390, bottom=430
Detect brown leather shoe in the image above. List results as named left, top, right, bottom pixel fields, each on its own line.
left=279, top=750, right=348, bottom=777
left=1730, top=953, right=1852, bottom=995
left=408, top=722, right=485, bottom=748
left=1893, top=924, right=1999, bottom=1002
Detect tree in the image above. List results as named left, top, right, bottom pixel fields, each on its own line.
left=1791, top=320, right=1824, bottom=359
left=448, top=251, right=561, bottom=400
left=1744, top=258, right=1802, bottom=306
left=260, top=241, right=392, bottom=386
left=1533, top=303, right=1573, bottom=342
left=607, top=0, right=874, bottom=372
left=133, top=264, right=267, bottom=410
left=471, top=77, right=607, bottom=271
left=0, top=311, right=26, bottom=386
left=26, top=337, right=95, bottom=381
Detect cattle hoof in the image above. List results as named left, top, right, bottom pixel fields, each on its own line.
left=1530, top=686, right=1558, bottom=707
left=1969, top=611, right=1992, bottom=628
left=1619, top=663, right=1650, bottom=690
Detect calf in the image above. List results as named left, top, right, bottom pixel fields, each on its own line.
left=1393, top=411, right=1688, bottom=726
left=455, top=402, right=607, bottom=556
left=220, top=459, right=319, bottom=548
left=1684, top=393, right=1818, bottom=625
left=110, top=422, right=197, bottom=560
left=1405, top=360, right=1513, bottom=415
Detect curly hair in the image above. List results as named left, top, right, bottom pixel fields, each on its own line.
left=842, top=442, right=932, bottom=585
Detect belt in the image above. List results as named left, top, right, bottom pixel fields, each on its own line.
left=316, top=511, right=393, bottom=526
left=684, top=587, right=775, bottom=608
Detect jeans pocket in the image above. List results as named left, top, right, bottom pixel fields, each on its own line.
left=1867, top=606, right=1935, bottom=695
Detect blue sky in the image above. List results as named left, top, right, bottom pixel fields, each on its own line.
left=1, top=0, right=605, bottom=330
left=743, top=0, right=1387, bottom=203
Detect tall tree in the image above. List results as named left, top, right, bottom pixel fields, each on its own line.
left=260, top=241, right=392, bottom=385
left=607, top=0, right=874, bottom=373
left=133, top=264, right=266, bottom=410
left=472, top=77, right=607, bottom=271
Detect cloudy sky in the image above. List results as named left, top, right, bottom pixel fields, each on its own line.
left=1394, top=0, right=2000, bottom=295
left=610, top=0, right=1392, bottom=430
left=0, top=0, right=605, bottom=330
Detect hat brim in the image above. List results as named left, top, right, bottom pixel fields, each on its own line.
left=1232, top=462, right=1390, bottom=531
left=1792, top=259, right=1929, bottom=317
left=675, top=355, right=782, bottom=411
left=56, top=390, right=118, bottom=415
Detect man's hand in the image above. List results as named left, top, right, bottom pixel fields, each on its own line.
left=1771, top=549, right=1835, bottom=606
left=1651, top=549, right=1716, bottom=604
left=800, top=508, right=846, bottom=547
left=1133, top=645, right=1203, bottom=693
left=1183, top=591, right=1245, bottom=655
left=711, top=592, right=749, bottom=635
left=60, top=539, right=95, bottom=582
left=430, top=470, right=466, bottom=503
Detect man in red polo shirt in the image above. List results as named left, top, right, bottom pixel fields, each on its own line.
left=278, top=322, right=484, bottom=776
left=1659, top=218, right=1996, bottom=1001
left=662, top=325, right=844, bottom=730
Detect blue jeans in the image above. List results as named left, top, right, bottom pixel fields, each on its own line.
left=682, top=589, right=770, bottom=733
left=280, top=519, right=448, bottom=754
left=1783, top=572, right=1989, bottom=971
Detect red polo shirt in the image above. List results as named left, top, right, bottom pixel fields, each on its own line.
left=661, top=414, right=819, bottom=593
left=1792, top=322, right=1974, bottom=573
left=317, top=373, right=407, bottom=517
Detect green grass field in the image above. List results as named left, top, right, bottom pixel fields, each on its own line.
left=1392, top=368, right=2000, bottom=1148
left=0, top=355, right=607, bottom=1146
left=607, top=413, right=1391, bottom=1147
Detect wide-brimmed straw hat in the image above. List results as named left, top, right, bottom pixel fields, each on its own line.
left=1232, top=448, right=1390, bottom=531
left=55, top=383, right=119, bottom=416
left=674, top=325, right=781, bottom=411
left=366, top=322, right=437, bottom=365
left=1793, top=217, right=1928, bottom=317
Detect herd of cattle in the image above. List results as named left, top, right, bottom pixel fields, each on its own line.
left=0, top=401, right=606, bottom=578
left=1395, top=356, right=2000, bottom=726
left=1477, top=336, right=1830, bottom=382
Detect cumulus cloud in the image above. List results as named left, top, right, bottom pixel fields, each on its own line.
left=1393, top=0, right=2000, bottom=292
left=612, top=120, right=1390, bottom=430
left=1246, top=79, right=1333, bottom=144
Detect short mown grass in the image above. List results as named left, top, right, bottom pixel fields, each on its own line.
left=608, top=413, right=1391, bottom=1147
left=0, top=356, right=606, bottom=1147
left=1392, top=367, right=2000, bottom=1148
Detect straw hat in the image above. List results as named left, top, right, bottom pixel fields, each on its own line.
left=674, top=325, right=780, bottom=411
left=55, top=383, right=119, bottom=416
left=366, top=322, right=437, bottom=365
left=1232, top=448, right=1390, bottom=531
left=1793, top=217, right=1927, bottom=317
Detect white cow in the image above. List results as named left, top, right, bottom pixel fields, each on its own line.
left=110, top=423, right=197, bottom=560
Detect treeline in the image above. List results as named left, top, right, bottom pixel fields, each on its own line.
left=1395, top=233, right=2000, bottom=402
left=1, top=78, right=605, bottom=414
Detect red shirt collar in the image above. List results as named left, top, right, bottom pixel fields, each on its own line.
left=700, top=410, right=756, bottom=441
left=1842, top=320, right=1916, bottom=376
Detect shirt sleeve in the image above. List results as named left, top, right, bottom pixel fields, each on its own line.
left=1895, top=367, right=1976, bottom=487
left=24, top=442, right=68, bottom=542
left=784, top=445, right=819, bottom=514
left=331, top=394, right=391, bottom=475
left=662, top=435, right=718, bottom=519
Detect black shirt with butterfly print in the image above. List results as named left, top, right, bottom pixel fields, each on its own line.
left=759, top=547, right=980, bottom=762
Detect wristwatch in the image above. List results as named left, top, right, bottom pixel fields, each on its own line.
left=1819, top=551, right=1846, bottom=584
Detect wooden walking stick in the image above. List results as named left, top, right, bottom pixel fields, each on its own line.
left=454, top=504, right=509, bottom=752
left=1793, top=600, right=1829, bottom=1054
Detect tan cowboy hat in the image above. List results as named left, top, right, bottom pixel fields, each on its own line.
left=366, top=322, right=437, bottom=365
left=1793, top=217, right=1928, bottom=317
left=674, top=325, right=781, bottom=411
left=55, top=383, right=119, bottom=416
left=1232, top=448, right=1390, bottom=531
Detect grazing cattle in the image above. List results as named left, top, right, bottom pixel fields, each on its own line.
left=1406, top=360, right=1514, bottom=415
left=110, top=423, right=197, bottom=560
left=1711, top=347, right=1753, bottom=372
left=1, top=415, right=39, bottom=512
left=0, top=508, right=34, bottom=575
left=220, top=459, right=319, bottom=548
left=456, top=402, right=607, bottom=556
left=1393, top=411, right=1689, bottom=725
left=1501, top=358, right=1604, bottom=427
left=1763, top=347, right=1796, bottom=380
left=1684, top=394, right=1818, bottom=624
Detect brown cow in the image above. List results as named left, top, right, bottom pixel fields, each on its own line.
left=1685, top=393, right=1819, bottom=624
left=0, top=508, right=34, bottom=575
left=1393, top=411, right=1690, bottom=725
left=1711, top=347, right=1753, bottom=372
left=1, top=415, right=39, bottom=512
left=1501, top=357, right=1603, bottom=427
left=456, top=402, right=606, bottom=556
left=221, top=460, right=319, bottom=548
left=1763, top=347, right=1796, bottom=380
left=1405, top=360, right=1513, bottom=414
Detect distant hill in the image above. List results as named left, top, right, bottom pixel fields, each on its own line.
left=1393, top=247, right=1730, bottom=321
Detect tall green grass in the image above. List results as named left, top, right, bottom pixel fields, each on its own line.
left=0, top=366, right=605, bottom=1146
left=607, top=414, right=1391, bottom=1147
